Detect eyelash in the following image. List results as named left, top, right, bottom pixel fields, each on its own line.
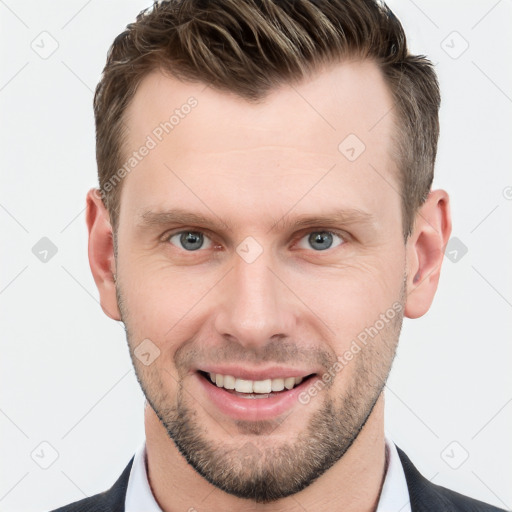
left=160, top=228, right=349, bottom=253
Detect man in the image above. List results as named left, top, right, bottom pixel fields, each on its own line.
left=51, top=0, right=504, bottom=510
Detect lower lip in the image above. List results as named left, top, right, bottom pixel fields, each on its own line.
left=196, top=372, right=317, bottom=421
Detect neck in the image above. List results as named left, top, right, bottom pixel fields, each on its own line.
left=144, top=393, right=387, bottom=512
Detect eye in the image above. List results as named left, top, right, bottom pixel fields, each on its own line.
left=295, top=230, right=345, bottom=251
left=167, top=230, right=213, bottom=251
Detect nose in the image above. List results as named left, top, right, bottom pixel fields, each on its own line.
left=213, top=248, right=297, bottom=350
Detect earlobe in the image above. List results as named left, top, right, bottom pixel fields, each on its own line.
left=404, top=189, right=452, bottom=319
left=86, top=188, right=122, bottom=321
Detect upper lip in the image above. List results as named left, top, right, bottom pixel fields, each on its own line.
left=197, top=365, right=318, bottom=381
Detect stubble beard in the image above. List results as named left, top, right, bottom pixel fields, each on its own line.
left=116, top=279, right=405, bottom=503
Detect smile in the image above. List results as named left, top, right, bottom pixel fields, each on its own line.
left=207, top=372, right=306, bottom=395
left=196, top=370, right=318, bottom=420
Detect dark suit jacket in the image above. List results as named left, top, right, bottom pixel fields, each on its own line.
left=49, top=446, right=506, bottom=511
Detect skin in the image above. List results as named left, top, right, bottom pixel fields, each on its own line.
left=86, top=60, right=451, bottom=511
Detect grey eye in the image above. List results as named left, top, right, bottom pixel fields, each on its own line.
left=169, top=231, right=213, bottom=251
left=296, top=231, right=344, bottom=251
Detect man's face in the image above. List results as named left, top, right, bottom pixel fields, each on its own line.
left=115, top=60, right=406, bottom=502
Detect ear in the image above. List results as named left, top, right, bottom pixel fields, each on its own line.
left=404, top=189, right=452, bottom=319
left=86, top=188, right=121, bottom=321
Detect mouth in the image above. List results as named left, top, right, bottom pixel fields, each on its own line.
left=198, top=370, right=316, bottom=398
left=195, top=369, right=318, bottom=421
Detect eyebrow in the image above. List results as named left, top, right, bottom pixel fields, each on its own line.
left=135, top=207, right=375, bottom=233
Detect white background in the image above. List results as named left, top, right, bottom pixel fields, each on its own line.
left=1, top=1, right=511, bottom=511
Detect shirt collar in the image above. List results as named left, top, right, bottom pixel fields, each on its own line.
left=125, top=434, right=410, bottom=512
left=377, top=433, right=412, bottom=511
left=124, top=439, right=162, bottom=512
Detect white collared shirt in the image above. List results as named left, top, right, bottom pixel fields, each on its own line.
left=125, top=434, right=411, bottom=512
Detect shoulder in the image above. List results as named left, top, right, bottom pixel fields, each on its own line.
left=48, top=456, right=134, bottom=512
left=396, top=446, right=506, bottom=512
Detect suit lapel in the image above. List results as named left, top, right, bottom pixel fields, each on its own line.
left=100, top=456, right=134, bottom=512
left=396, top=446, right=455, bottom=511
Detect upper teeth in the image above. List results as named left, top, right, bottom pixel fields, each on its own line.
left=209, top=373, right=304, bottom=393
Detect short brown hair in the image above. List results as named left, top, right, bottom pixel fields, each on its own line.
left=94, top=0, right=440, bottom=242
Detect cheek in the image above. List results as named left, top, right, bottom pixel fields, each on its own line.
left=118, top=259, right=222, bottom=357
left=120, top=255, right=198, bottom=319
left=291, top=258, right=404, bottom=348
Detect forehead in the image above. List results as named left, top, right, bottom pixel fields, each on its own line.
left=119, top=59, right=399, bottom=230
